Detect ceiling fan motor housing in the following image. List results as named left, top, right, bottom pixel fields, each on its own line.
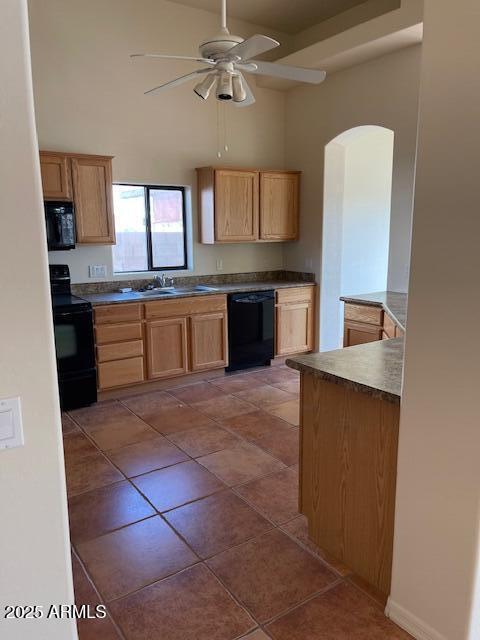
left=199, top=32, right=244, bottom=60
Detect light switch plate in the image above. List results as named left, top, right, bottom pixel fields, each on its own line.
left=0, top=396, right=24, bottom=450
left=89, top=264, right=107, bottom=278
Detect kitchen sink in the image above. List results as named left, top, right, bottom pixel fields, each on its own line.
left=136, top=284, right=218, bottom=297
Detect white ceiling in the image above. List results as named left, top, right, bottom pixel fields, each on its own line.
left=168, top=0, right=371, bottom=34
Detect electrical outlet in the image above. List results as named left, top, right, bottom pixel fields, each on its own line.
left=89, top=264, right=107, bottom=279
left=216, top=259, right=223, bottom=272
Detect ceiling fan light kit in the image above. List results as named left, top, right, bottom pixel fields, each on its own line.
left=131, top=0, right=326, bottom=107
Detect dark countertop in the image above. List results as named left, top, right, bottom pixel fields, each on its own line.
left=287, top=338, right=403, bottom=404
left=83, top=280, right=314, bottom=306
left=340, top=291, right=407, bottom=331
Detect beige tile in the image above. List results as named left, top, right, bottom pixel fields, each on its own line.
left=77, top=516, right=197, bottom=601
left=281, top=515, right=351, bottom=577
left=134, top=402, right=216, bottom=435
left=209, top=374, right=260, bottom=394
left=68, top=481, right=155, bottom=543
left=195, top=395, right=256, bottom=421
left=110, top=564, right=255, bottom=640
left=266, top=400, right=300, bottom=426
left=234, top=385, right=296, bottom=408
left=220, top=410, right=299, bottom=466
left=167, top=424, right=241, bottom=458
left=207, top=529, right=336, bottom=623
left=132, top=460, right=225, bottom=512
left=235, top=467, right=299, bottom=524
left=197, top=442, right=285, bottom=487
left=168, top=382, right=226, bottom=405
left=106, top=436, right=188, bottom=477
left=121, top=390, right=178, bottom=417
left=266, top=582, right=412, bottom=639
left=63, top=432, right=123, bottom=497
left=165, top=490, right=272, bottom=558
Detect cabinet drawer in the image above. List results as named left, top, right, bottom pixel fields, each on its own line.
left=97, top=356, right=144, bottom=390
left=276, top=286, right=314, bottom=305
left=145, top=294, right=227, bottom=319
left=97, top=340, right=143, bottom=363
left=94, top=303, right=143, bottom=324
left=95, top=322, right=142, bottom=344
left=344, top=303, right=383, bottom=326
left=383, top=313, right=396, bottom=339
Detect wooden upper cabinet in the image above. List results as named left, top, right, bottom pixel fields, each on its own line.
left=39, top=152, right=72, bottom=200
left=197, top=167, right=300, bottom=244
left=214, top=169, right=259, bottom=242
left=71, top=155, right=115, bottom=244
left=260, top=172, right=300, bottom=241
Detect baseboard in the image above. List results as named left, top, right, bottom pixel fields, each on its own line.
left=385, top=598, right=448, bottom=640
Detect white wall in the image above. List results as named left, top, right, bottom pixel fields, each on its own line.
left=341, top=127, right=393, bottom=294
left=0, top=1, right=76, bottom=639
left=321, top=126, right=394, bottom=351
left=28, top=0, right=288, bottom=284
left=284, top=45, right=421, bottom=301
left=387, top=2, right=480, bottom=639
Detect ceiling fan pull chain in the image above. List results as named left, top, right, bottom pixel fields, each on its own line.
left=223, top=102, right=229, bottom=153
left=216, top=100, right=222, bottom=158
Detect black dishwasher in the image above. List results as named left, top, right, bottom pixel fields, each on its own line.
left=227, top=290, right=275, bottom=372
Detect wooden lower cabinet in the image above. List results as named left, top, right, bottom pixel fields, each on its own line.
left=276, top=286, right=315, bottom=356
left=97, top=357, right=144, bottom=390
left=145, top=317, right=189, bottom=379
left=190, top=312, right=228, bottom=371
left=344, top=321, right=383, bottom=347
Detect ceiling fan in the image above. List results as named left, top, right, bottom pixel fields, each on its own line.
left=131, top=0, right=326, bottom=107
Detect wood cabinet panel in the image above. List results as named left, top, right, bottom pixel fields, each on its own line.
left=190, top=312, right=228, bottom=371
left=300, top=374, right=399, bottom=598
left=95, top=322, right=143, bottom=344
left=97, top=340, right=143, bottom=363
left=94, top=304, right=142, bottom=325
left=146, top=317, right=188, bottom=379
left=260, top=172, right=299, bottom=240
left=276, top=302, right=313, bottom=356
left=344, top=321, right=383, bottom=347
left=71, top=156, right=115, bottom=244
left=98, top=356, right=144, bottom=390
left=145, top=295, right=227, bottom=320
left=276, top=286, right=314, bottom=305
left=344, top=303, right=383, bottom=326
left=214, top=169, right=259, bottom=242
left=40, top=152, right=72, bottom=200
left=383, top=313, right=396, bottom=339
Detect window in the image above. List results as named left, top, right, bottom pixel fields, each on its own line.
left=112, top=184, right=188, bottom=273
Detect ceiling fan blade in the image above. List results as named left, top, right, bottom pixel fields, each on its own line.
left=144, top=68, right=211, bottom=96
left=226, top=35, right=279, bottom=61
left=241, top=60, right=326, bottom=84
left=131, top=53, right=214, bottom=65
left=232, top=73, right=256, bottom=108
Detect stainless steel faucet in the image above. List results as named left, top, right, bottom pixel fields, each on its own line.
left=153, top=273, right=174, bottom=288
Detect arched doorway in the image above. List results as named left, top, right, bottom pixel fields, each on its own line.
left=320, top=125, right=394, bottom=352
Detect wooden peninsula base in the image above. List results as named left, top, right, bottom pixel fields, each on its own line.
left=288, top=338, right=404, bottom=602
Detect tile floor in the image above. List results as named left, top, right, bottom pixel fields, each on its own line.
left=64, top=363, right=411, bottom=639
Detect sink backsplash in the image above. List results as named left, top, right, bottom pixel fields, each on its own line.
left=71, top=270, right=314, bottom=296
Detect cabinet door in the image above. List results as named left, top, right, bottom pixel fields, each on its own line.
left=190, top=312, right=228, bottom=371
left=71, top=156, right=115, bottom=244
left=214, top=170, right=259, bottom=242
left=146, top=317, right=188, bottom=379
left=40, top=152, right=72, bottom=200
left=260, top=172, right=299, bottom=240
left=276, top=302, right=313, bottom=356
left=344, top=321, right=383, bottom=347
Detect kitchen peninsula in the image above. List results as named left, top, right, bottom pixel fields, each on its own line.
left=287, top=292, right=407, bottom=602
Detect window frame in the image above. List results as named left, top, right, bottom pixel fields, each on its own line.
left=113, top=182, right=188, bottom=274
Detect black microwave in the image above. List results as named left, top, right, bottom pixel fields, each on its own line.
left=45, top=201, right=76, bottom=251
